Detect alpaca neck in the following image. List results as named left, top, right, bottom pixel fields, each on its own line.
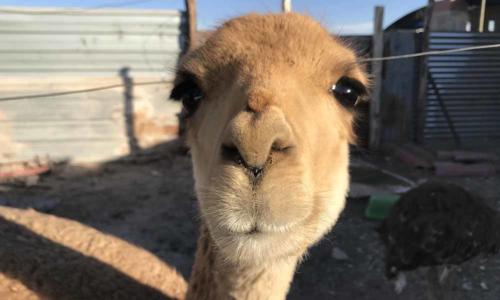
left=186, top=224, right=298, bottom=300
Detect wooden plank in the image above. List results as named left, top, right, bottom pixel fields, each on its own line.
left=185, top=0, right=197, bottom=50
left=369, top=6, right=384, bottom=150
left=0, top=160, right=51, bottom=180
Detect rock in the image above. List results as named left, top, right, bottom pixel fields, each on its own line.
left=332, top=247, right=349, bottom=260
left=461, top=282, right=473, bottom=291
left=480, top=282, right=488, bottom=290
left=151, top=170, right=161, bottom=177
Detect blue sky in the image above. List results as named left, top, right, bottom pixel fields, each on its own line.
left=1, top=0, right=426, bottom=34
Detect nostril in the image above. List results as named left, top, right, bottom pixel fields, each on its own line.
left=221, top=145, right=244, bottom=165
left=248, top=166, right=263, bottom=178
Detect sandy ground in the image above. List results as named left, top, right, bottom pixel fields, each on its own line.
left=0, top=139, right=499, bottom=300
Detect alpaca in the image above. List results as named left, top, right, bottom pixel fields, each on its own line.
left=0, top=13, right=367, bottom=300
left=0, top=206, right=187, bottom=300
left=170, top=13, right=368, bottom=299
left=378, top=181, right=500, bottom=298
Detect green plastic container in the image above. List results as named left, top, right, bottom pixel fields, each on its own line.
left=364, top=194, right=400, bottom=220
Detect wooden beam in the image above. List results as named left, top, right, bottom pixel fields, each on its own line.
left=415, top=0, right=434, bottom=144
left=185, top=0, right=197, bottom=50
left=479, top=0, right=487, bottom=32
left=369, top=6, right=384, bottom=150
left=282, top=0, right=292, bottom=12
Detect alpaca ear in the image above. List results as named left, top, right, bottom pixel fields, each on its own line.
left=170, top=73, right=204, bottom=117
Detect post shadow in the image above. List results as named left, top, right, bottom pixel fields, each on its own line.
left=0, top=215, right=177, bottom=300
left=120, top=67, right=141, bottom=155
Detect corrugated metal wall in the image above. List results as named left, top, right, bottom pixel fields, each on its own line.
left=424, top=32, right=500, bottom=141
left=0, top=7, right=186, bottom=163
left=0, top=7, right=185, bottom=75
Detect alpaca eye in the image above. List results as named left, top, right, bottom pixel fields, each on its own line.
left=331, top=76, right=366, bottom=108
left=170, top=75, right=204, bottom=117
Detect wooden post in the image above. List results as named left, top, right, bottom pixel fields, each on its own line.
left=185, top=0, right=197, bottom=50
left=282, top=0, right=292, bottom=13
left=479, top=0, right=487, bottom=32
left=415, top=0, right=434, bottom=144
left=369, top=6, right=384, bottom=150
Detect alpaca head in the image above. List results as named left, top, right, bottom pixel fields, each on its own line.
left=171, top=13, right=368, bottom=265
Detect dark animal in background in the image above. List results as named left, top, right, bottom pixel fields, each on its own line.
left=378, top=181, right=500, bottom=299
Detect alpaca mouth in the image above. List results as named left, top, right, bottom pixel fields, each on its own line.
left=227, top=224, right=263, bottom=236
left=244, top=226, right=260, bottom=235
left=228, top=221, right=297, bottom=237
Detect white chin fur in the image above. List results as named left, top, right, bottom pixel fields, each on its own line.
left=209, top=224, right=310, bottom=265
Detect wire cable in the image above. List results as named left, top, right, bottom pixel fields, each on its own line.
left=358, top=43, right=500, bottom=63
left=0, top=80, right=170, bottom=102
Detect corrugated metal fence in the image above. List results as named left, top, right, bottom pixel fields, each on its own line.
left=424, top=32, right=500, bottom=141
left=0, top=7, right=185, bottom=75
left=0, top=7, right=186, bottom=163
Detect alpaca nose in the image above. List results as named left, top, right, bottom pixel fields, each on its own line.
left=248, top=166, right=263, bottom=177
left=223, top=106, right=294, bottom=174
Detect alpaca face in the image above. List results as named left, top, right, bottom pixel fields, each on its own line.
left=171, top=13, right=368, bottom=265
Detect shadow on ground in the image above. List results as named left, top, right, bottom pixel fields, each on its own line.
left=1, top=139, right=499, bottom=299
left=0, top=215, right=174, bottom=300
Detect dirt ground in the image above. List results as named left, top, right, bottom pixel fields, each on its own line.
left=0, top=139, right=499, bottom=300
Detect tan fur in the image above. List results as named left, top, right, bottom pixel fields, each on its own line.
left=0, top=206, right=187, bottom=300
left=177, top=13, right=368, bottom=299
